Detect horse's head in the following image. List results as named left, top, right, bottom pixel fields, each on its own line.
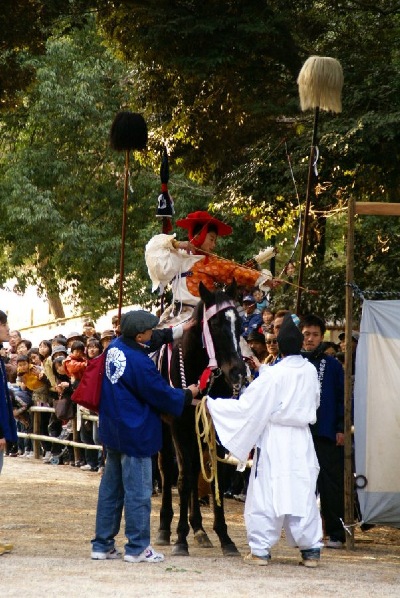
left=199, top=281, right=246, bottom=395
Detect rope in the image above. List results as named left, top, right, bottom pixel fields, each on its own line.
left=195, top=396, right=222, bottom=507
left=178, top=343, right=187, bottom=389
left=346, top=283, right=400, bottom=300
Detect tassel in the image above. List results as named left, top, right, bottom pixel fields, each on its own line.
left=297, top=56, right=343, bottom=113
left=110, top=111, right=148, bottom=151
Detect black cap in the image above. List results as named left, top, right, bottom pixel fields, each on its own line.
left=120, top=310, right=159, bottom=339
left=247, top=331, right=266, bottom=344
left=277, top=314, right=303, bottom=355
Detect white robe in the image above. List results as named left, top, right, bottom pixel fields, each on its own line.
left=208, top=355, right=323, bottom=552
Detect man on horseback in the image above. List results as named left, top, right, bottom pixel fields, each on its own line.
left=145, top=210, right=275, bottom=324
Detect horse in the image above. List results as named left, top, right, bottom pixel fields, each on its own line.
left=156, top=280, right=247, bottom=557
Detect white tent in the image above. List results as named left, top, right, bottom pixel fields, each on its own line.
left=354, top=299, right=400, bottom=527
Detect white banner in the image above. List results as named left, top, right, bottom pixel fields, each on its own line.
left=354, top=300, right=400, bottom=526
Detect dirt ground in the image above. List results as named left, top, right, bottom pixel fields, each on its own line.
left=0, top=457, right=399, bottom=598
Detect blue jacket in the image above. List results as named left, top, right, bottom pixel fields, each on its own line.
left=99, top=337, right=187, bottom=457
left=307, top=351, right=344, bottom=442
left=241, top=312, right=263, bottom=338
left=0, top=357, right=18, bottom=442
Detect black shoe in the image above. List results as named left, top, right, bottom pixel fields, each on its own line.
left=224, top=491, right=234, bottom=499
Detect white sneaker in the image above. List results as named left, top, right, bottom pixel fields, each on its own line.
left=91, top=547, right=122, bottom=560
left=325, top=538, right=344, bottom=549
left=42, top=451, right=52, bottom=463
left=124, top=546, right=164, bottom=563
left=233, top=493, right=247, bottom=503
left=26, top=451, right=34, bottom=458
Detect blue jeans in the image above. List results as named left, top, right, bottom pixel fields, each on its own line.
left=91, top=447, right=152, bottom=556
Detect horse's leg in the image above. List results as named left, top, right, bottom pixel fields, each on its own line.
left=155, top=422, right=174, bottom=546
left=171, top=433, right=191, bottom=556
left=190, top=444, right=213, bottom=548
left=170, top=413, right=213, bottom=555
left=211, top=453, right=241, bottom=557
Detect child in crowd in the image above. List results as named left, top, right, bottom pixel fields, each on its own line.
left=52, top=356, right=79, bottom=466
left=17, top=353, right=54, bottom=461
left=16, top=354, right=49, bottom=405
left=8, top=383, right=33, bottom=457
left=260, top=307, right=275, bottom=335
left=253, top=287, right=268, bottom=311
left=63, top=340, right=87, bottom=387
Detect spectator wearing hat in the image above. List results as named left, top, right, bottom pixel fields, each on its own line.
left=66, top=332, right=84, bottom=351
left=51, top=345, right=68, bottom=360
left=247, top=331, right=268, bottom=364
left=91, top=309, right=199, bottom=563
left=100, top=330, right=115, bottom=351
left=145, top=211, right=274, bottom=325
left=241, top=295, right=263, bottom=339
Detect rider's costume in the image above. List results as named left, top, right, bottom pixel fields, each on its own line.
left=145, top=212, right=272, bottom=324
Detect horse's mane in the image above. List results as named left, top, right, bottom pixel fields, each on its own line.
left=191, top=288, right=233, bottom=325
left=182, top=288, right=236, bottom=357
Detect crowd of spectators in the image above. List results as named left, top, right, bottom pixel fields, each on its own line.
left=0, top=317, right=118, bottom=473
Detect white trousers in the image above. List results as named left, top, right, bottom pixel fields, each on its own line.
left=244, top=458, right=323, bottom=556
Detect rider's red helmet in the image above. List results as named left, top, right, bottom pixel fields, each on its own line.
left=176, top=211, right=232, bottom=248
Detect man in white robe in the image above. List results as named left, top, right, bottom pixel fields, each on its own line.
left=207, top=313, right=323, bottom=567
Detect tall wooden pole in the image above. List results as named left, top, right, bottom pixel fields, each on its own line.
left=295, top=56, right=343, bottom=314
left=344, top=196, right=355, bottom=550
left=110, top=111, right=148, bottom=327
left=295, top=106, right=319, bottom=314
left=117, top=149, right=130, bottom=324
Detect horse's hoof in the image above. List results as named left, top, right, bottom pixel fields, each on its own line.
left=222, top=543, right=241, bottom=557
left=155, top=530, right=171, bottom=546
left=193, top=530, right=213, bottom=548
left=171, top=543, right=190, bottom=557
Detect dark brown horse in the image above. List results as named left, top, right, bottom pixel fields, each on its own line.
left=156, top=281, right=247, bottom=556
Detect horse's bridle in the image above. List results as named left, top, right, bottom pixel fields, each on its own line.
left=202, top=300, right=236, bottom=370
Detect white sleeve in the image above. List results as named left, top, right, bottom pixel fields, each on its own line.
left=145, top=234, right=185, bottom=292
left=207, top=372, right=278, bottom=462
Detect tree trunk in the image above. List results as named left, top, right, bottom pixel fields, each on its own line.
left=47, top=290, right=65, bottom=319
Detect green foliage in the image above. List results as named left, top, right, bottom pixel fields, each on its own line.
left=0, top=19, right=151, bottom=315
left=3, top=1, right=400, bottom=321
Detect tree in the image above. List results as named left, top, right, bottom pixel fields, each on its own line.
left=0, top=0, right=95, bottom=108
left=0, top=18, right=153, bottom=317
